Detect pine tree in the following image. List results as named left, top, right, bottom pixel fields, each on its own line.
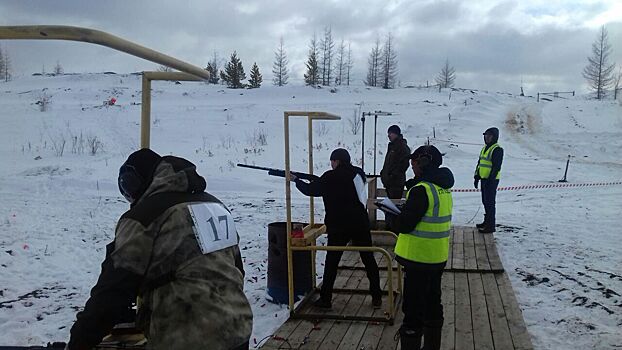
left=435, top=59, right=456, bottom=88
left=205, top=51, right=221, bottom=84
left=304, top=34, right=320, bottom=86
left=249, top=62, right=262, bottom=88
left=583, top=25, right=616, bottom=100
left=222, top=51, right=246, bottom=89
left=365, top=38, right=381, bottom=87
left=272, top=37, right=289, bottom=86
left=380, top=33, right=398, bottom=89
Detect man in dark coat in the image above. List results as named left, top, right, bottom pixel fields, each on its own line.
left=291, top=148, right=382, bottom=309
left=474, top=127, right=504, bottom=233
left=67, top=149, right=252, bottom=350
left=380, top=125, right=411, bottom=199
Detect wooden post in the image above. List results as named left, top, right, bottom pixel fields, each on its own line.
left=140, top=74, right=151, bottom=148
left=368, top=177, right=378, bottom=227
left=284, top=112, right=294, bottom=315
left=537, top=93, right=540, bottom=102
left=308, top=116, right=314, bottom=226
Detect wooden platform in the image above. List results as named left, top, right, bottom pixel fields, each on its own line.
left=260, top=226, right=532, bottom=350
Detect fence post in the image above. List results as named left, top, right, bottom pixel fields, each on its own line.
left=559, top=155, right=570, bottom=182
left=537, top=92, right=540, bottom=102
left=433, top=127, right=436, bottom=138
left=572, top=91, right=575, bottom=97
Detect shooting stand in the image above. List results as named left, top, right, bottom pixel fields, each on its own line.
left=283, top=111, right=402, bottom=324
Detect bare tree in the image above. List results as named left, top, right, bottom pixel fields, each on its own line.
left=320, top=26, right=335, bottom=86
left=335, top=39, right=346, bottom=85
left=304, top=33, right=320, bottom=86
left=346, top=42, right=354, bottom=86
left=365, top=37, right=381, bottom=87
left=272, top=37, right=289, bottom=86
left=0, top=46, right=5, bottom=81
left=614, top=65, right=622, bottom=100
left=0, top=46, right=11, bottom=82
left=435, top=59, right=456, bottom=88
left=380, top=33, right=398, bottom=89
left=54, top=61, right=64, bottom=75
left=583, top=25, right=616, bottom=100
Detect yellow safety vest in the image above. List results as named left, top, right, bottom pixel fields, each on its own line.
left=394, top=181, right=453, bottom=264
left=476, top=143, right=501, bottom=180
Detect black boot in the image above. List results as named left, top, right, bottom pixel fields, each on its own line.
left=399, top=326, right=422, bottom=350
left=478, top=225, right=495, bottom=233
left=422, top=327, right=442, bottom=350
left=476, top=214, right=487, bottom=229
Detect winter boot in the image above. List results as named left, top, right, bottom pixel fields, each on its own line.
left=422, top=326, right=442, bottom=350
left=398, top=326, right=422, bottom=350
left=312, top=296, right=332, bottom=309
left=476, top=215, right=487, bottom=229
left=478, top=225, right=495, bottom=233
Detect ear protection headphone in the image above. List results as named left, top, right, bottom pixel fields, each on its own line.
left=118, top=164, right=145, bottom=203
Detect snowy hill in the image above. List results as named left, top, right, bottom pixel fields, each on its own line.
left=0, top=74, right=620, bottom=349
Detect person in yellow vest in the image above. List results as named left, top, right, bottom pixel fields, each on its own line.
left=393, top=145, right=454, bottom=350
left=474, top=127, right=504, bottom=233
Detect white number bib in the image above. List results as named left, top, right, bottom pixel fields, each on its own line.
left=188, top=202, right=237, bottom=254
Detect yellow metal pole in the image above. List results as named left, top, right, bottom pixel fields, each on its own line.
left=284, top=112, right=295, bottom=315
left=140, top=74, right=151, bottom=148
left=0, top=25, right=210, bottom=80
left=308, top=116, right=314, bottom=226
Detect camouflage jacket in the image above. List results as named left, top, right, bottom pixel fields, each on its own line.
left=68, top=156, right=252, bottom=350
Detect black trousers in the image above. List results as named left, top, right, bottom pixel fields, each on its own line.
left=480, top=179, right=499, bottom=227
left=384, top=187, right=404, bottom=232
left=320, top=229, right=382, bottom=301
left=402, top=263, right=445, bottom=330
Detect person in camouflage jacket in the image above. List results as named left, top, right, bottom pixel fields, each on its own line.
left=67, top=149, right=252, bottom=350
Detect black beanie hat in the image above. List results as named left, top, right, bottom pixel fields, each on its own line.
left=118, top=148, right=162, bottom=202
left=330, top=148, right=351, bottom=164
left=387, top=125, right=401, bottom=135
left=410, top=145, right=442, bottom=168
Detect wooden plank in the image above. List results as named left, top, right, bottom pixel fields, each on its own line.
left=463, top=228, right=478, bottom=270
left=376, top=300, right=403, bottom=350
left=337, top=294, right=376, bottom=350
left=468, top=272, right=494, bottom=350
left=474, top=232, right=491, bottom=271
left=440, top=272, right=455, bottom=350
left=483, top=233, right=504, bottom=272
left=317, top=270, right=368, bottom=349
left=356, top=276, right=391, bottom=350
left=447, top=228, right=454, bottom=270
left=481, top=273, right=514, bottom=350
left=495, top=273, right=533, bottom=350
left=454, top=273, right=474, bottom=350
left=451, top=228, right=465, bottom=270
left=299, top=269, right=364, bottom=350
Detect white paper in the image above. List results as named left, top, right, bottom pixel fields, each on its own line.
left=188, top=202, right=238, bottom=254
left=376, top=197, right=401, bottom=215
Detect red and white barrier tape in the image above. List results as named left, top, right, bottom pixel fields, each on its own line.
left=451, top=181, right=622, bottom=192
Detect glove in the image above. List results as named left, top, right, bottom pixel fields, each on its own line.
left=473, top=177, right=479, bottom=189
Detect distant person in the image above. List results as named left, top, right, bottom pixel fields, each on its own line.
left=474, top=127, right=504, bottom=233
left=291, top=148, right=382, bottom=309
left=380, top=125, right=411, bottom=231
left=380, top=125, right=411, bottom=199
left=67, top=149, right=252, bottom=350
left=393, top=145, right=454, bottom=350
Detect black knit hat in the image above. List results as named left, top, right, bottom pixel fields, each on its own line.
left=410, top=145, right=442, bottom=168
left=330, top=148, right=351, bottom=164
left=118, top=148, right=162, bottom=203
left=387, top=125, right=401, bottom=135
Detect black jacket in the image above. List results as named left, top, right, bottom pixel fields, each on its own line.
left=295, top=163, right=369, bottom=232
left=380, top=136, right=411, bottom=189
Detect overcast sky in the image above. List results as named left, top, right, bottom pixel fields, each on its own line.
left=1, top=0, right=621, bottom=94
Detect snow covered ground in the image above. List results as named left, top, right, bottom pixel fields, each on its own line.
left=0, top=74, right=620, bottom=349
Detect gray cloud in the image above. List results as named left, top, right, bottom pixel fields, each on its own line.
left=1, top=0, right=620, bottom=93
